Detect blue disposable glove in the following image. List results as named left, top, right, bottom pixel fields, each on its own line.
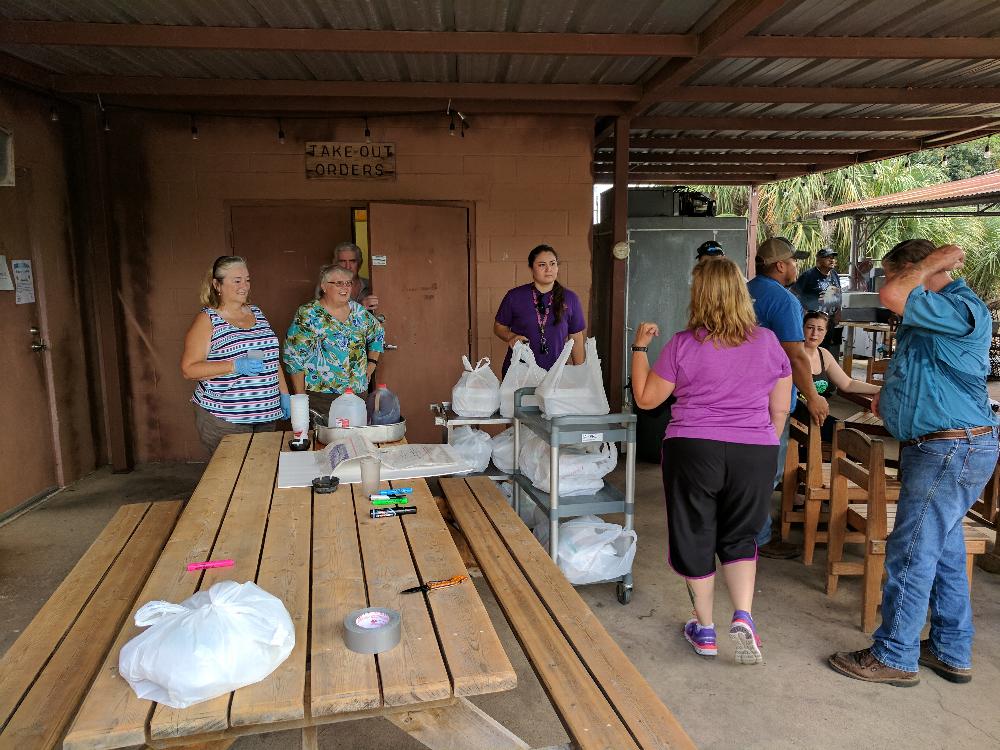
left=233, top=356, right=265, bottom=376
left=280, top=393, right=291, bottom=420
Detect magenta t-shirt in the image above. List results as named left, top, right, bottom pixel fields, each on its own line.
left=652, top=327, right=791, bottom=445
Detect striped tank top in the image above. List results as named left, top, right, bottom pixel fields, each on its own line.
left=191, top=305, right=283, bottom=424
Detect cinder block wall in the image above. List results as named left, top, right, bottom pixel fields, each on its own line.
left=118, top=113, right=595, bottom=461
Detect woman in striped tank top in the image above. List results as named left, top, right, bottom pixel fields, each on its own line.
left=181, top=256, right=291, bottom=452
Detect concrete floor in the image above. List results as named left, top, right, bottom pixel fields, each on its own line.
left=3, top=416, right=1000, bottom=749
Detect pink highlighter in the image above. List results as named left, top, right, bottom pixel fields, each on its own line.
left=186, top=559, right=235, bottom=572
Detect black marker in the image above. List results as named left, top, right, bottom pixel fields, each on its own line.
left=370, top=506, right=417, bottom=519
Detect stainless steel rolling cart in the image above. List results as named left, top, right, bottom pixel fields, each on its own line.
left=511, top=387, right=638, bottom=604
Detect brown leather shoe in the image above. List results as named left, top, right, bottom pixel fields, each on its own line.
left=919, top=640, right=972, bottom=684
left=758, top=540, right=800, bottom=559
left=828, top=648, right=919, bottom=687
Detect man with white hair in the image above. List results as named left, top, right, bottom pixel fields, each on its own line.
left=334, top=241, right=378, bottom=313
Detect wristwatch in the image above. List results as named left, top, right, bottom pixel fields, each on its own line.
left=631, top=345, right=648, bottom=352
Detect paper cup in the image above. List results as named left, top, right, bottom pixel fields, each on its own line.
left=360, top=457, right=381, bottom=497
left=290, top=394, right=310, bottom=438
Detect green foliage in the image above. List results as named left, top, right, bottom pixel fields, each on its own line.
left=694, top=137, right=1000, bottom=301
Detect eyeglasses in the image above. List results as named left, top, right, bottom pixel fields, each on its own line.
left=325, top=280, right=353, bottom=288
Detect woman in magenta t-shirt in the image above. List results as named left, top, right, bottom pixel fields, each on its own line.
left=631, top=257, right=791, bottom=666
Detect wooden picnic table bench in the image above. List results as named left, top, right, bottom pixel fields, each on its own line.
left=0, top=500, right=183, bottom=750
left=62, top=431, right=522, bottom=750
left=441, top=475, right=696, bottom=750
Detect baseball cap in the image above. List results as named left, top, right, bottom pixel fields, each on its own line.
left=756, top=237, right=808, bottom=264
left=816, top=247, right=837, bottom=258
left=696, top=240, right=725, bottom=258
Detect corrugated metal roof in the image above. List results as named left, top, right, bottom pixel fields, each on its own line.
left=820, top=172, right=1000, bottom=218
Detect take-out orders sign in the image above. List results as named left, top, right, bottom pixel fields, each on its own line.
left=305, top=142, right=396, bottom=180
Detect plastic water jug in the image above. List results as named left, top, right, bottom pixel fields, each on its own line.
left=367, top=384, right=401, bottom=426
left=329, top=388, right=368, bottom=428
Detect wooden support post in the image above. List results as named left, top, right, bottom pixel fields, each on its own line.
left=608, top=115, right=629, bottom=413
left=386, top=696, right=530, bottom=750
left=746, top=184, right=759, bottom=278
left=77, top=104, right=133, bottom=472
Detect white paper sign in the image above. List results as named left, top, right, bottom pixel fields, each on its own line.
left=371, top=255, right=387, bottom=266
left=12, top=259, right=34, bottom=304
left=0, top=255, right=13, bottom=291
left=581, top=432, right=604, bottom=443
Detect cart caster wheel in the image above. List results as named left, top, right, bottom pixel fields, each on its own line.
left=617, top=583, right=632, bottom=605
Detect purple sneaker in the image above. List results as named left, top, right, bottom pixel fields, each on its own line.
left=730, top=610, right=763, bottom=665
left=683, top=619, right=718, bottom=657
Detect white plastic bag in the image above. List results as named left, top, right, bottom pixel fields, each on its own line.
left=452, top=356, right=501, bottom=417
left=118, top=580, right=295, bottom=709
left=499, top=341, right=546, bottom=418
left=490, top=427, right=516, bottom=475
left=518, top=432, right=617, bottom=497
left=556, top=515, right=637, bottom=585
left=449, top=426, right=493, bottom=473
left=535, top=338, right=610, bottom=418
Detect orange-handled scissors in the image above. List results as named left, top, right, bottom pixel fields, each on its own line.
left=400, top=575, right=467, bottom=595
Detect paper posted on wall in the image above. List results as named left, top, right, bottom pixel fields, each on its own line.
left=277, top=434, right=468, bottom=488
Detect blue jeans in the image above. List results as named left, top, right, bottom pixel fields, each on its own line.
left=871, top=428, right=999, bottom=672
left=756, top=418, right=791, bottom=546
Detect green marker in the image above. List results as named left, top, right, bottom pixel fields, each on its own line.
left=371, top=495, right=410, bottom=507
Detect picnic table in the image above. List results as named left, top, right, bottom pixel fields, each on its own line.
left=63, top=431, right=520, bottom=750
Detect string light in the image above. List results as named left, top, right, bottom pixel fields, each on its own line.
left=98, top=93, right=110, bottom=132
left=364, top=116, right=371, bottom=143
left=449, top=110, right=456, bottom=136
left=190, top=115, right=199, bottom=141
left=277, top=118, right=285, bottom=144
left=986, top=138, right=993, bottom=160
left=941, top=151, right=949, bottom=168
left=49, top=105, right=59, bottom=122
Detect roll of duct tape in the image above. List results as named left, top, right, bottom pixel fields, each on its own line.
left=343, top=607, right=401, bottom=654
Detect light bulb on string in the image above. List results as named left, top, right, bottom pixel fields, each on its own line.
left=190, top=115, right=199, bottom=141
left=49, top=105, right=59, bottom=122
left=103, top=114, right=111, bottom=132
left=941, top=151, right=949, bottom=168
left=277, top=118, right=285, bottom=145
left=364, top=116, right=371, bottom=143
left=449, top=111, right=456, bottom=136
left=986, top=138, right=992, bottom=160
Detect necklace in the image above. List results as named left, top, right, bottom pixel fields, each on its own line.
left=531, top=288, right=551, bottom=355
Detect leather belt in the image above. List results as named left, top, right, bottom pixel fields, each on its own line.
left=901, top=425, right=995, bottom=447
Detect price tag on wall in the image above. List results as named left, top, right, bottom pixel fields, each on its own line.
left=581, top=433, right=604, bottom=443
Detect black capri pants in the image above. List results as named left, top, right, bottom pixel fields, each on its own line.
left=661, top=437, right=778, bottom=578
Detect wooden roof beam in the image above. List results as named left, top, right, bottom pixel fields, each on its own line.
left=653, top=87, right=1000, bottom=104
left=0, top=50, right=56, bottom=90
left=595, top=136, right=919, bottom=151
left=607, top=164, right=801, bottom=176
left=727, top=35, right=1000, bottom=59
left=633, top=0, right=793, bottom=113
left=0, top=21, right=698, bottom=57
left=594, top=170, right=781, bottom=183
left=53, top=76, right=639, bottom=103
left=594, top=153, right=853, bottom=165
left=630, top=116, right=1000, bottom=132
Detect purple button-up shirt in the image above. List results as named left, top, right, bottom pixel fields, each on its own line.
left=495, top=283, right=586, bottom=374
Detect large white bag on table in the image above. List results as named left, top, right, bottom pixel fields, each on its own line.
left=118, top=580, right=295, bottom=709
left=491, top=427, right=516, bottom=475
left=518, top=431, right=617, bottom=497
left=557, top=515, right=638, bottom=585
left=451, top=356, right=501, bottom=417
left=499, top=341, right=546, bottom=417
left=449, top=425, right=493, bottom=473
left=535, top=338, right=610, bottom=418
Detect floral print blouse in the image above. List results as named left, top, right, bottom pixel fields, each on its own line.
left=283, top=300, right=385, bottom=394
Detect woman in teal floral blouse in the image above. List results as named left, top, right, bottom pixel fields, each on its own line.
left=283, top=264, right=385, bottom=417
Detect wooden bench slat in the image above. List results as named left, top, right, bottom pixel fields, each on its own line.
left=355, top=484, right=451, bottom=707
left=310, top=483, right=381, bottom=718
left=463, top=476, right=695, bottom=750
left=229, top=478, right=311, bottom=727
left=150, top=431, right=284, bottom=742
left=396, top=479, right=517, bottom=698
left=63, top=434, right=252, bottom=750
left=1, top=500, right=182, bottom=750
left=0, top=502, right=150, bottom=731
left=442, top=478, right=642, bottom=750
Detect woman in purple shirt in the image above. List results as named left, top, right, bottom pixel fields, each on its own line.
left=493, top=245, right=587, bottom=375
left=631, top=258, right=792, bottom=666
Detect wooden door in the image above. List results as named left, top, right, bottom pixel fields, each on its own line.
left=368, top=203, right=470, bottom=442
left=0, top=169, right=58, bottom=514
left=230, top=204, right=353, bottom=341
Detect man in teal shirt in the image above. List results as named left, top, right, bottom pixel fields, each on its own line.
left=830, top=240, right=999, bottom=687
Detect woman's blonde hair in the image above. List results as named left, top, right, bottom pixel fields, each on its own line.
left=687, top=257, right=758, bottom=347
left=315, top=263, right=354, bottom=299
left=199, top=255, right=248, bottom=308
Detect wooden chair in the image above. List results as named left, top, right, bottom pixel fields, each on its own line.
left=865, top=357, right=890, bottom=385
left=968, top=456, right=1000, bottom=528
left=825, top=425, right=987, bottom=632
left=780, top=416, right=879, bottom=565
